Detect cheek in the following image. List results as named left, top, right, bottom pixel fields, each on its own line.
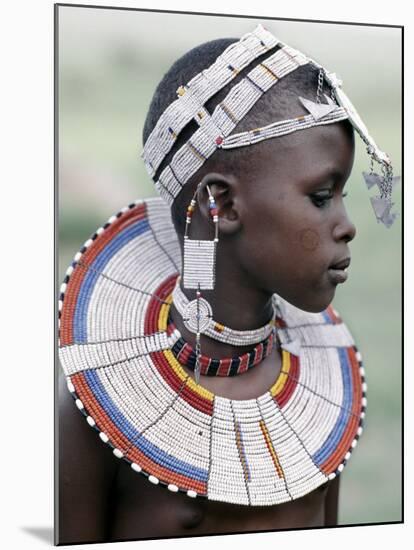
left=297, top=228, right=321, bottom=252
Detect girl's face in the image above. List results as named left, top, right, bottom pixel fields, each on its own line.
left=236, top=121, right=356, bottom=313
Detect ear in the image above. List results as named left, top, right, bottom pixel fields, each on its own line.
left=196, top=172, right=242, bottom=235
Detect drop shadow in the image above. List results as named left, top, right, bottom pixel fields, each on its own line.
left=20, top=526, right=54, bottom=545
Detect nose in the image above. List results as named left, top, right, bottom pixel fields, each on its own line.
left=333, top=207, right=357, bottom=243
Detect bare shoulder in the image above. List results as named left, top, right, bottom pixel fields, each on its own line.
left=57, top=368, right=119, bottom=544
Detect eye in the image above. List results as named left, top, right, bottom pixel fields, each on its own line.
left=310, top=191, right=333, bottom=208
left=310, top=191, right=348, bottom=208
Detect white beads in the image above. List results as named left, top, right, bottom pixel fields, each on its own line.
left=148, top=475, right=159, bottom=485
left=142, top=25, right=278, bottom=178
left=86, top=416, right=95, bottom=427
left=183, top=239, right=216, bottom=290
left=221, top=108, right=348, bottom=149
left=131, top=462, right=142, bottom=473
left=66, top=379, right=75, bottom=393
left=99, top=432, right=109, bottom=443
left=168, top=484, right=179, bottom=492
left=151, top=43, right=308, bottom=205
left=187, top=490, right=197, bottom=498
left=75, top=398, right=84, bottom=410
left=113, top=448, right=124, bottom=459
left=182, top=297, right=213, bottom=333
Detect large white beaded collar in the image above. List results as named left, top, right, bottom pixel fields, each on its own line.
left=141, top=24, right=398, bottom=228
left=58, top=197, right=366, bottom=506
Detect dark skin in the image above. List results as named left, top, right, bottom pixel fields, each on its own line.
left=58, top=120, right=355, bottom=544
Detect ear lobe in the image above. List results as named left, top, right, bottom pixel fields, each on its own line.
left=197, top=173, right=241, bottom=235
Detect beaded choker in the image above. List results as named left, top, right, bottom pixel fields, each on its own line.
left=167, top=316, right=276, bottom=377
left=59, top=198, right=367, bottom=507
left=172, top=275, right=276, bottom=346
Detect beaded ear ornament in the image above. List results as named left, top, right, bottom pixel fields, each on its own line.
left=181, top=184, right=219, bottom=383
left=179, top=184, right=281, bottom=382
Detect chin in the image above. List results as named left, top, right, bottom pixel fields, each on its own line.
left=281, top=288, right=335, bottom=314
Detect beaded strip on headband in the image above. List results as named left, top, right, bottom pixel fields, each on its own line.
left=146, top=42, right=308, bottom=205
left=220, top=96, right=348, bottom=148
left=172, top=276, right=276, bottom=346
left=166, top=317, right=276, bottom=377
left=142, top=24, right=279, bottom=178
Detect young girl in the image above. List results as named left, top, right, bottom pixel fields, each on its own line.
left=57, top=22, right=399, bottom=544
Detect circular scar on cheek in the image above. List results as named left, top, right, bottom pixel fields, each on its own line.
left=298, top=229, right=320, bottom=251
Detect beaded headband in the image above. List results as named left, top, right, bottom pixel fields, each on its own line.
left=141, top=24, right=399, bottom=227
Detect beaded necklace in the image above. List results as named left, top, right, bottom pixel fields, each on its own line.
left=167, top=316, right=276, bottom=377
left=58, top=197, right=367, bottom=506
left=172, top=275, right=277, bottom=346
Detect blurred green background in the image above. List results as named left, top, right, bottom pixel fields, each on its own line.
left=57, top=6, right=402, bottom=526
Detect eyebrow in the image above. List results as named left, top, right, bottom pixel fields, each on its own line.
left=306, top=168, right=347, bottom=188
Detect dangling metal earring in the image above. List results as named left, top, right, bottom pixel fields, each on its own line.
left=182, top=183, right=219, bottom=383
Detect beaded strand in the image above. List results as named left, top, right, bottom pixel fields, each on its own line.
left=173, top=276, right=276, bottom=346
left=167, top=317, right=276, bottom=377
left=183, top=185, right=219, bottom=382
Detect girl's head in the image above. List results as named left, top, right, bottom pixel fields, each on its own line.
left=141, top=26, right=395, bottom=312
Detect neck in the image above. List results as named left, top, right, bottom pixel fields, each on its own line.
left=171, top=235, right=276, bottom=358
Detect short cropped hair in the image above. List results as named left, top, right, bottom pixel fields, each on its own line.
left=143, top=37, right=351, bottom=235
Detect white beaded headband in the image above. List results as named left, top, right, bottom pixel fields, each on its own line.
left=141, top=24, right=399, bottom=227
left=142, top=24, right=278, bottom=178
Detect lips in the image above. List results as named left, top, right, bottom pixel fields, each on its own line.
left=328, top=257, right=351, bottom=284
left=329, top=257, right=351, bottom=270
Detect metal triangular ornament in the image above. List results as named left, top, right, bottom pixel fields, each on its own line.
left=381, top=209, right=398, bottom=228
left=370, top=196, right=398, bottom=227
left=299, top=96, right=337, bottom=121
left=363, top=171, right=400, bottom=191
left=363, top=171, right=382, bottom=190
left=281, top=339, right=301, bottom=357
left=370, top=195, right=390, bottom=220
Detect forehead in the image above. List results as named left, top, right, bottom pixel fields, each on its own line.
left=250, top=121, right=355, bottom=187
